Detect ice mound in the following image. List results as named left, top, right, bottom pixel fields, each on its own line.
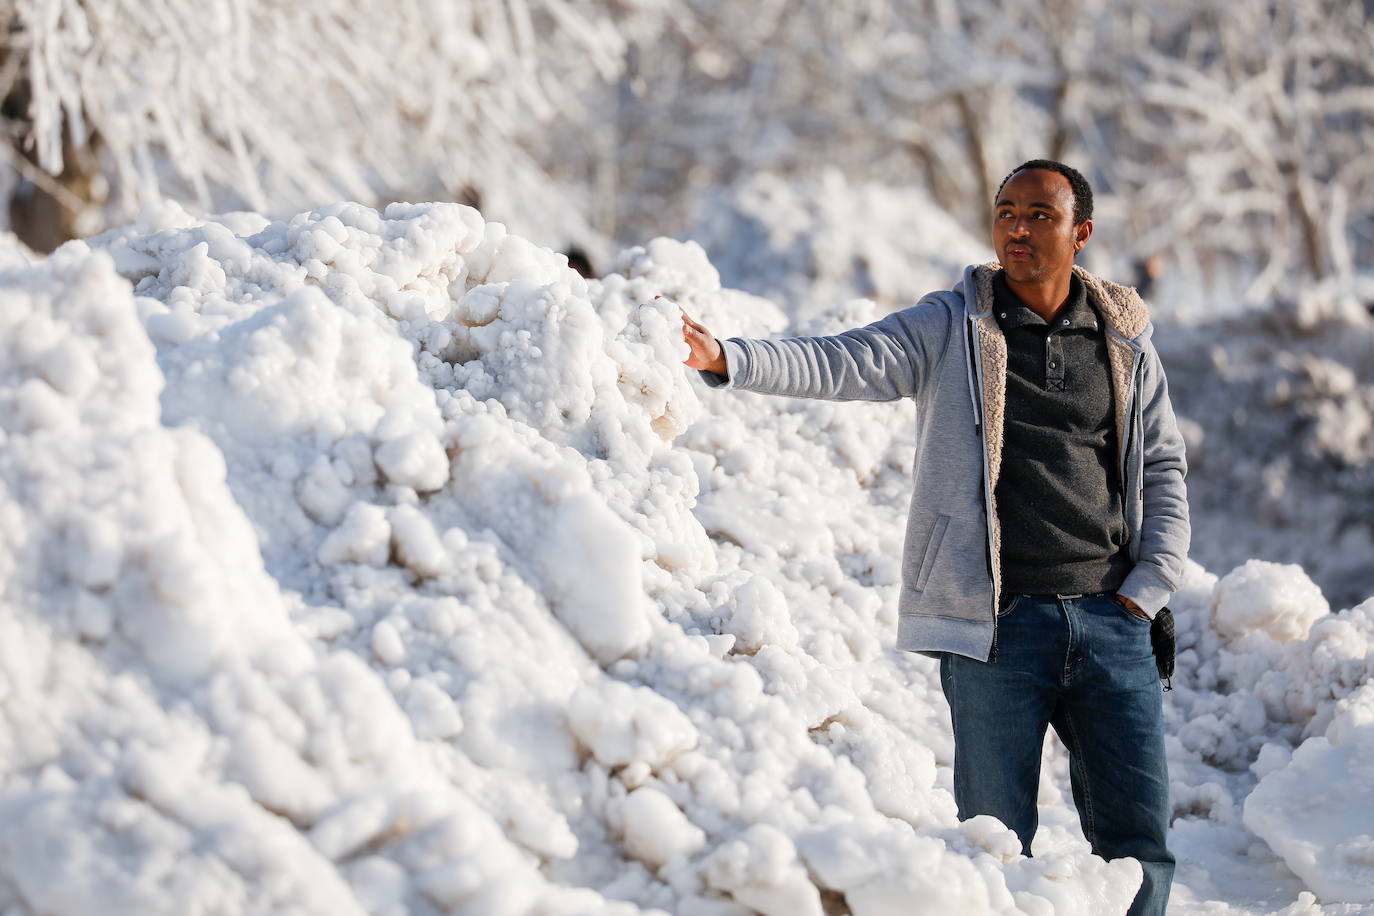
left=1243, top=724, right=1374, bottom=903
left=0, top=201, right=1150, bottom=914
left=0, top=220, right=636, bottom=915
left=1211, top=559, right=1330, bottom=644
left=1239, top=608, right=1374, bottom=904
left=1161, top=556, right=1374, bottom=905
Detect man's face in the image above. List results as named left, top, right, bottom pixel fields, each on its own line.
left=992, top=169, right=1091, bottom=284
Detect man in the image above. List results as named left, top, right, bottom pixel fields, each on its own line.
left=679, top=160, right=1188, bottom=916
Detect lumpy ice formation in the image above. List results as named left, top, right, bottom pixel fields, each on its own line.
left=0, top=201, right=1369, bottom=913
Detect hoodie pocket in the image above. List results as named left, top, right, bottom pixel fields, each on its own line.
left=910, top=514, right=951, bottom=592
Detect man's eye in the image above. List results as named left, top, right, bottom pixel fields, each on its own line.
left=1034, top=213, right=1049, bottom=219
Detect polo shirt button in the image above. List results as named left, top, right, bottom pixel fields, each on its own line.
left=1062, top=318, right=1069, bottom=325
left=1000, top=313, right=1007, bottom=318
left=1049, top=361, right=1057, bottom=368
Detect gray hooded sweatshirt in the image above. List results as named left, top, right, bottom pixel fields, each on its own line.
left=700, top=263, right=1190, bottom=661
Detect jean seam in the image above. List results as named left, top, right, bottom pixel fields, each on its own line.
left=1060, top=598, right=1079, bottom=684
left=944, top=657, right=965, bottom=816
left=1062, top=705, right=1099, bottom=850
left=946, top=659, right=956, bottom=737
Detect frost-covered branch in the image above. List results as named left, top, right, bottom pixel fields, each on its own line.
left=1, top=0, right=660, bottom=249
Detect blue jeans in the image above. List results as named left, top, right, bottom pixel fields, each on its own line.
left=939, top=592, right=1173, bottom=916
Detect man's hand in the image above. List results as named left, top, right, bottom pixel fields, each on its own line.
left=677, top=303, right=727, bottom=376
left=1116, top=594, right=1149, bottom=620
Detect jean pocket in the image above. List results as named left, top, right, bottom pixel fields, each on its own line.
left=1111, top=594, right=1151, bottom=624
left=998, top=594, right=1025, bottom=618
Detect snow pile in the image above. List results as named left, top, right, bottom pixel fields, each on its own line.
left=1210, top=559, right=1330, bottom=643
left=0, top=225, right=620, bottom=914
left=1244, top=727, right=1374, bottom=904
left=1157, top=560, right=1374, bottom=905
left=0, top=200, right=1152, bottom=914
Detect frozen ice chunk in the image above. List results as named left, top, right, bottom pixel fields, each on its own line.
left=702, top=824, right=821, bottom=916
left=1244, top=728, right=1374, bottom=902
left=405, top=679, right=464, bottom=741
left=317, top=502, right=391, bottom=567
left=567, top=679, right=697, bottom=768
left=1212, top=559, right=1330, bottom=643
left=721, top=576, right=799, bottom=654
left=374, top=430, right=449, bottom=493
left=541, top=491, right=651, bottom=663
left=619, top=787, right=705, bottom=868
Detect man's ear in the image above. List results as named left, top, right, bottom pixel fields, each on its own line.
left=1073, top=219, right=1094, bottom=252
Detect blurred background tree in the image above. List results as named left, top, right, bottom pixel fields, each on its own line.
left=3, top=0, right=1372, bottom=309
left=1, top=0, right=660, bottom=253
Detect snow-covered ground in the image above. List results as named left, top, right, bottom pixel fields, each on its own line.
left=0, top=201, right=1370, bottom=914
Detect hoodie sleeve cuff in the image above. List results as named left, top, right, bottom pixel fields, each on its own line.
left=1118, top=567, right=1176, bottom=619
left=696, top=338, right=749, bottom=390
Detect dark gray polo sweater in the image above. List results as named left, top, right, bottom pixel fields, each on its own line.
left=992, top=271, right=1132, bottom=595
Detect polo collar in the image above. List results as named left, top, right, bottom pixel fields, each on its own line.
left=992, top=271, right=1097, bottom=332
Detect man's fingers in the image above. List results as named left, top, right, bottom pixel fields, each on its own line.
left=679, top=309, right=707, bottom=331
left=669, top=303, right=720, bottom=371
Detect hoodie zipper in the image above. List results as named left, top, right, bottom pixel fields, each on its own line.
left=967, top=314, right=1001, bottom=659
left=963, top=313, right=983, bottom=428
left=1119, top=349, right=1144, bottom=547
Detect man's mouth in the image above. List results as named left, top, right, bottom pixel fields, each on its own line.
left=1005, top=245, right=1033, bottom=261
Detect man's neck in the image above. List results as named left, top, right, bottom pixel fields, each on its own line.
left=1005, top=272, right=1074, bottom=322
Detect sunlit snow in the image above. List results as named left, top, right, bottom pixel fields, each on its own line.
left=0, top=201, right=1370, bottom=914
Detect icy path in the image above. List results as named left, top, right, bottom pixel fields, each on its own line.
left=0, top=203, right=1370, bottom=914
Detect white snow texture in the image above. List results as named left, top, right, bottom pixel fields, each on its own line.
left=0, top=200, right=1370, bottom=914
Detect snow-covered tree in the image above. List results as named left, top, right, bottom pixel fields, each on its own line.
left=4, top=0, right=1371, bottom=301
left=561, top=0, right=1114, bottom=248
left=1, top=0, right=661, bottom=251
left=1098, top=0, right=1374, bottom=301
left=583, top=0, right=1373, bottom=299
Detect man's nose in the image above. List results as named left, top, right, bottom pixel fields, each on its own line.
left=1009, top=221, right=1031, bottom=239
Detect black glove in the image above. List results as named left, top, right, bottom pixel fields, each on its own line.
left=1150, top=607, right=1175, bottom=690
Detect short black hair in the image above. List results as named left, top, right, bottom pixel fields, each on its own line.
left=994, top=159, right=1094, bottom=225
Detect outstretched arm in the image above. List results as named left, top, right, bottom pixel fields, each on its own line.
left=675, top=296, right=951, bottom=403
